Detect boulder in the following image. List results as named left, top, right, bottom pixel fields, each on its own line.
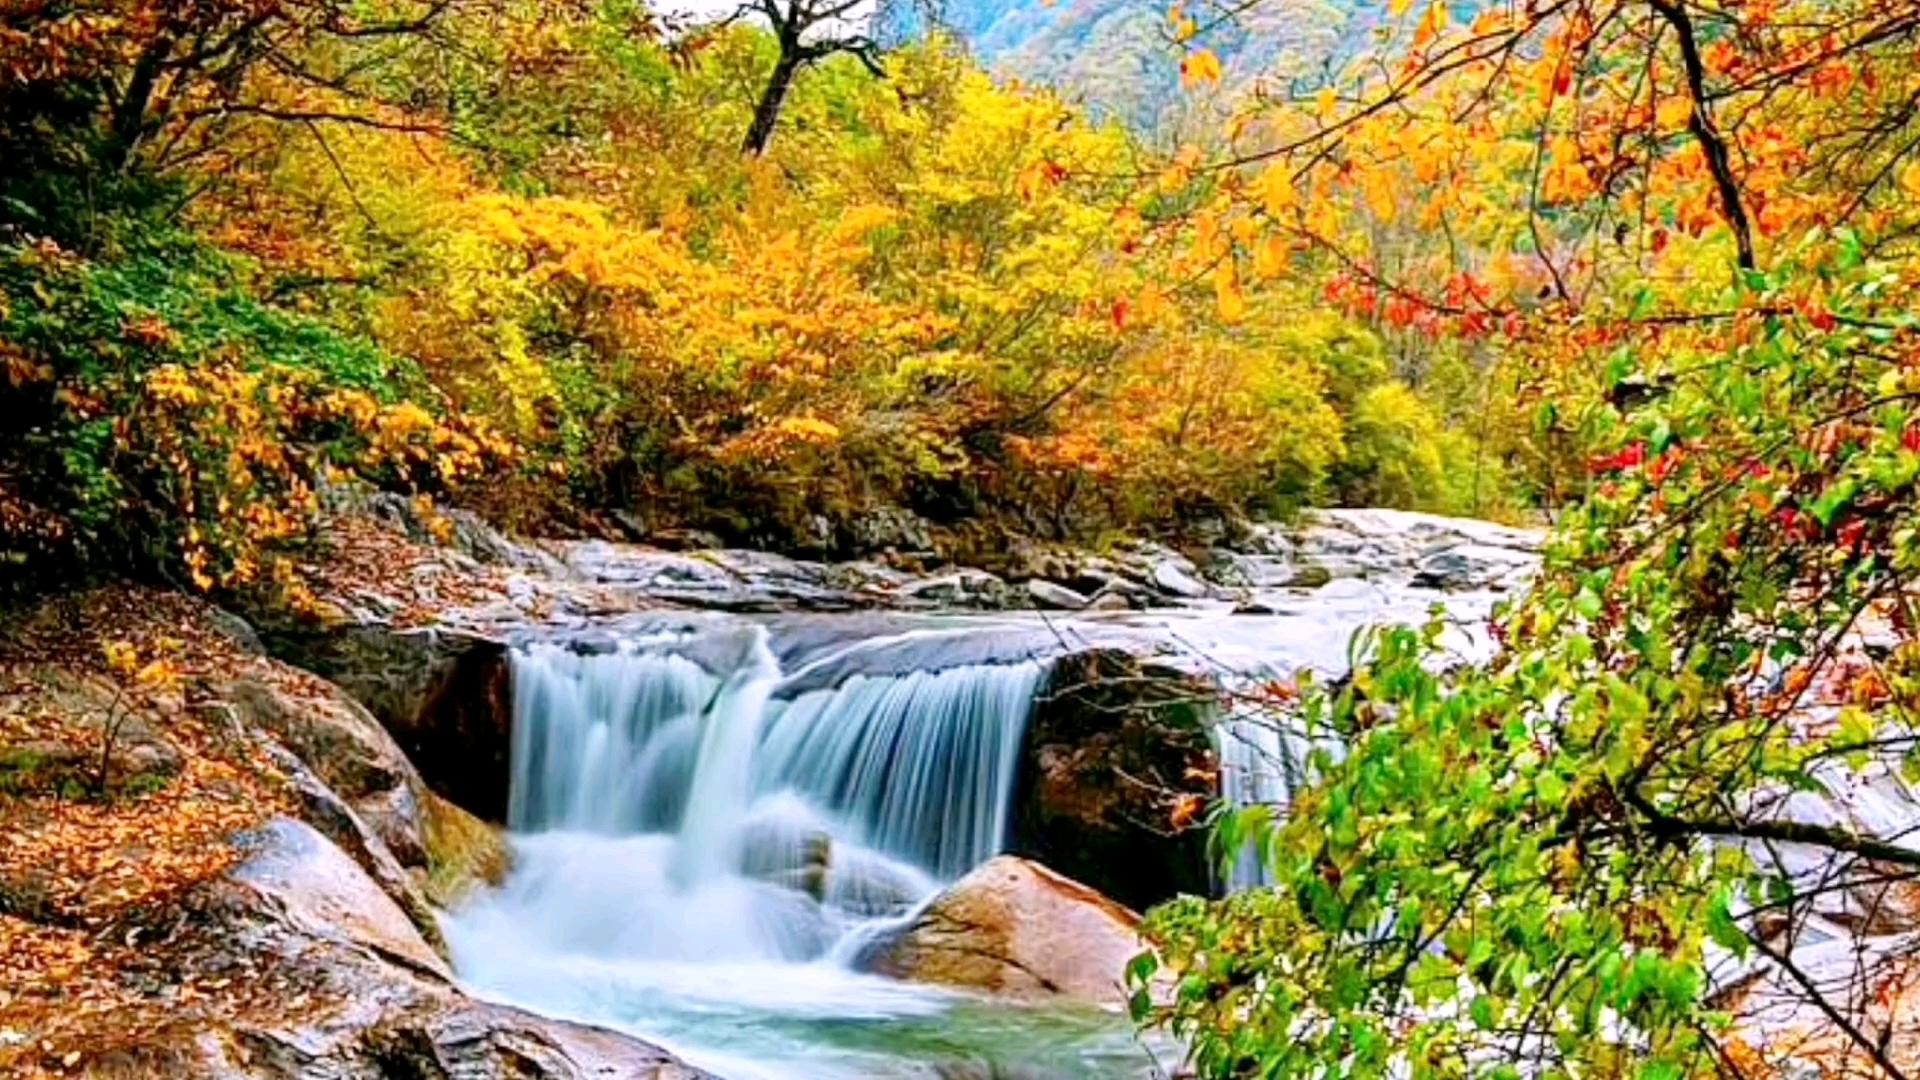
left=1008, top=650, right=1216, bottom=912
left=856, top=856, right=1147, bottom=1007
left=251, top=738, right=443, bottom=954
left=1149, top=561, right=1210, bottom=600
left=227, top=818, right=450, bottom=981
left=1025, top=579, right=1090, bottom=611
left=893, top=569, right=1012, bottom=608
left=220, top=674, right=429, bottom=866
left=419, top=791, right=512, bottom=910
left=263, top=624, right=516, bottom=823
left=91, top=816, right=710, bottom=1080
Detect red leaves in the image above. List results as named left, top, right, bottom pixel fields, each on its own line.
left=1646, top=445, right=1684, bottom=486
left=1776, top=506, right=1818, bottom=543
left=1589, top=441, right=1648, bottom=475
left=1835, top=516, right=1867, bottom=553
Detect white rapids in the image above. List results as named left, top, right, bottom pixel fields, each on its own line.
left=444, top=623, right=1159, bottom=1079
left=444, top=588, right=1512, bottom=1078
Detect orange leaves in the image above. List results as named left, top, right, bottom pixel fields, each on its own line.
left=1169, top=793, right=1206, bottom=830
left=1016, top=159, right=1070, bottom=201
left=1411, top=1, right=1449, bottom=51
left=1214, top=263, right=1247, bottom=323
left=121, top=315, right=176, bottom=349
left=1180, top=49, right=1223, bottom=91
left=1256, top=163, right=1297, bottom=218
left=1655, top=95, right=1695, bottom=133
left=1541, top=136, right=1598, bottom=205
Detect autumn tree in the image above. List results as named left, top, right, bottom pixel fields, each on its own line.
left=0, top=0, right=462, bottom=239
left=1141, top=2, right=1920, bottom=1078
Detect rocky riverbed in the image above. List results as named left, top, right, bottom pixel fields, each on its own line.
left=6, top=498, right=1912, bottom=1080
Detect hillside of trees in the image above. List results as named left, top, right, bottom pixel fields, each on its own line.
left=0, top=0, right=1534, bottom=603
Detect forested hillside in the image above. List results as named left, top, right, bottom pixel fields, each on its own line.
left=0, top=0, right=1518, bottom=601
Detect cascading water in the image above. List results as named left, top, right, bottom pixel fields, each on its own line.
left=444, top=623, right=1156, bottom=1080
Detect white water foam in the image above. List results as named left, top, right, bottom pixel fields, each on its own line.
left=448, top=626, right=1153, bottom=1079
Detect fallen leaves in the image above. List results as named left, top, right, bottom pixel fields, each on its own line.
left=0, top=588, right=298, bottom=1077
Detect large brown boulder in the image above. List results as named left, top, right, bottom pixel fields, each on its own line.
left=1009, top=650, right=1218, bottom=912
left=856, top=856, right=1150, bottom=1008
left=219, top=672, right=431, bottom=866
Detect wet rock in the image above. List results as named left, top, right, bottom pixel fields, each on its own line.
left=856, top=856, right=1147, bottom=1007
left=419, top=791, right=511, bottom=909
left=1149, top=562, right=1209, bottom=599
left=894, top=569, right=1011, bottom=608
left=263, top=623, right=516, bottom=823
left=1279, top=508, right=1542, bottom=592
left=1282, top=565, right=1334, bottom=589
left=116, top=816, right=710, bottom=1080
left=251, top=739, right=443, bottom=954
left=1412, top=542, right=1538, bottom=591
left=1025, top=579, right=1089, bottom=611
left=1009, top=650, right=1216, bottom=912
left=229, top=818, right=449, bottom=980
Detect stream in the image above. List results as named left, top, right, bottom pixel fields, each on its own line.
left=439, top=596, right=1510, bottom=1079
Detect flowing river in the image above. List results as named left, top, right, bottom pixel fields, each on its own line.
left=440, top=592, right=1509, bottom=1079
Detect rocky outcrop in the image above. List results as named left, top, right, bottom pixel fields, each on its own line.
left=85, top=817, right=707, bottom=1080
left=219, top=673, right=429, bottom=865
left=262, top=623, right=517, bottom=824
left=855, top=856, right=1149, bottom=1008
left=203, top=653, right=513, bottom=947
left=1009, top=650, right=1217, bottom=912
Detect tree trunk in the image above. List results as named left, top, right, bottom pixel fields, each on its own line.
left=743, top=49, right=802, bottom=156
left=104, top=37, right=173, bottom=173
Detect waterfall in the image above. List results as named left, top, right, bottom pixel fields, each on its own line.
left=503, top=628, right=1045, bottom=902
left=507, top=638, right=718, bottom=834
left=758, top=661, right=1045, bottom=879
left=1215, top=708, right=1316, bottom=889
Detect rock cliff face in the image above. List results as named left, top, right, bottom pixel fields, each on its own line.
left=1010, top=651, right=1217, bottom=912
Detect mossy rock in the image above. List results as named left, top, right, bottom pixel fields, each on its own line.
left=421, top=792, right=510, bottom=909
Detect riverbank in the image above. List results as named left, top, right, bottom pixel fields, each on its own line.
left=0, top=499, right=1535, bottom=1078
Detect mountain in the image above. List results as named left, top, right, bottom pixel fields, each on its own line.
left=880, top=0, right=1388, bottom=132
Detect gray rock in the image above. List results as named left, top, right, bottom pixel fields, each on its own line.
left=848, top=505, right=934, bottom=554
left=894, top=569, right=1009, bottom=607
left=1150, top=561, right=1210, bottom=599
left=1282, top=565, right=1334, bottom=589
left=206, top=608, right=267, bottom=655
left=109, top=816, right=712, bottom=1080
left=229, top=818, right=449, bottom=980
left=1025, top=579, right=1089, bottom=611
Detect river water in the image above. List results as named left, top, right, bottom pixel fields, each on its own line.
left=440, top=599, right=1505, bottom=1079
